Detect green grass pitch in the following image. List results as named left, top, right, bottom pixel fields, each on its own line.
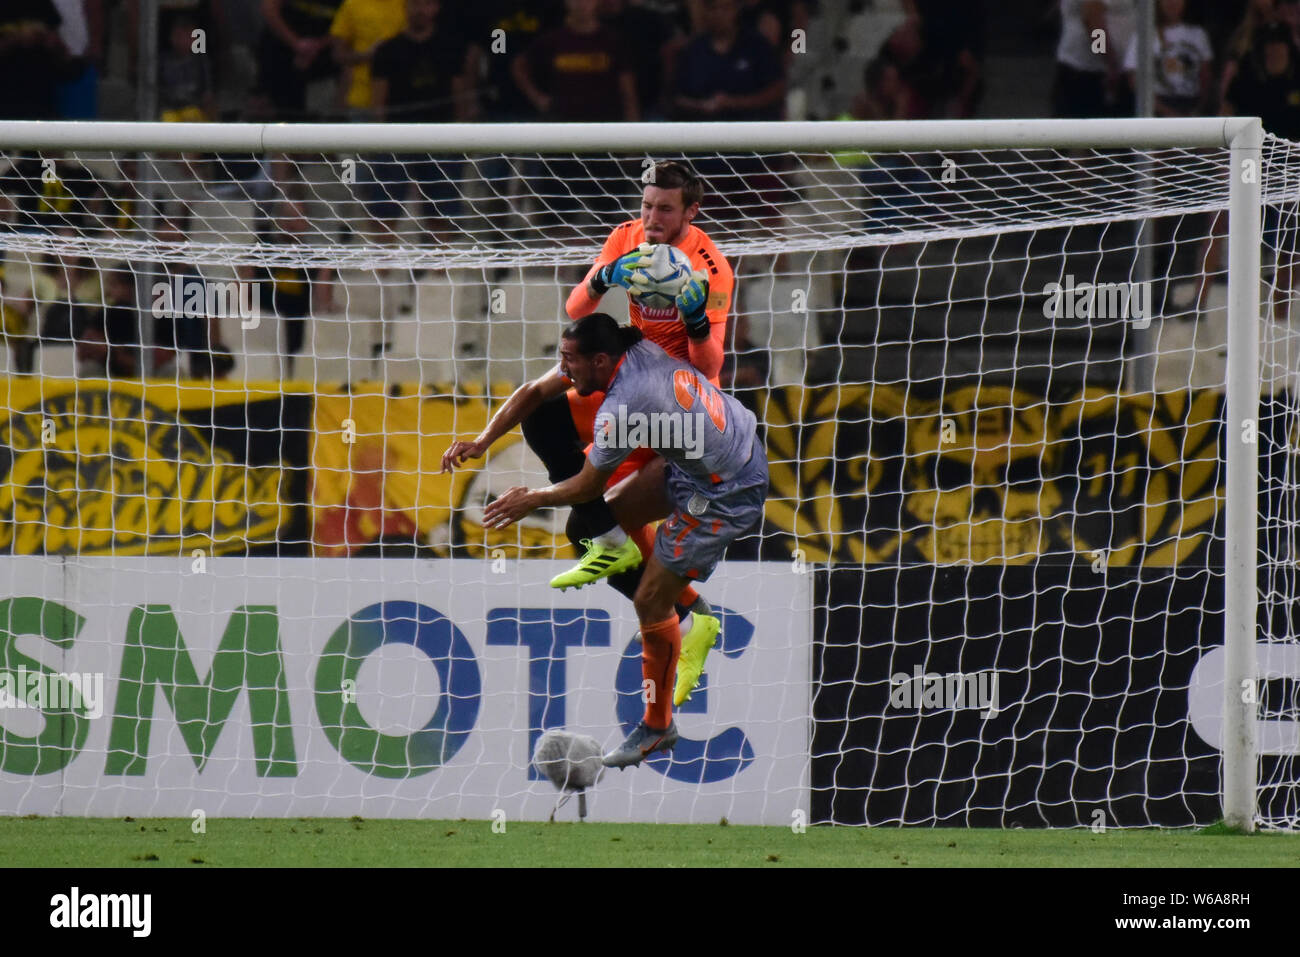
left=0, top=817, right=1295, bottom=867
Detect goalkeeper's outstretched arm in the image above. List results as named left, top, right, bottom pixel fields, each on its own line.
left=567, top=260, right=606, bottom=319
left=439, top=372, right=570, bottom=472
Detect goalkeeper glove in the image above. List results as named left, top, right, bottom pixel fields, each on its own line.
left=676, top=270, right=710, bottom=339
left=589, top=243, right=652, bottom=296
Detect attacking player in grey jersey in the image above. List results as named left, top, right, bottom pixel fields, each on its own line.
left=467, top=312, right=768, bottom=768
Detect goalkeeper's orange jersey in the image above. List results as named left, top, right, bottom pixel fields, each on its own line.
left=572, top=220, right=733, bottom=384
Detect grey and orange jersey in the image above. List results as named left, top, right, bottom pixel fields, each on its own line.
left=588, top=340, right=758, bottom=491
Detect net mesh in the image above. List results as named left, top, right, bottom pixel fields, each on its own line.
left=0, top=133, right=1294, bottom=827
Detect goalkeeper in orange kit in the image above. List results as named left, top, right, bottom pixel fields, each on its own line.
left=443, top=160, right=735, bottom=705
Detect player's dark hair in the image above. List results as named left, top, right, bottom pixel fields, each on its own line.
left=562, top=312, right=644, bottom=357
left=641, top=160, right=704, bottom=210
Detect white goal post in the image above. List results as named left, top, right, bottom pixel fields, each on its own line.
left=0, top=117, right=1275, bottom=829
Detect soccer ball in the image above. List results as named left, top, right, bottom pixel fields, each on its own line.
left=630, top=243, right=693, bottom=310
left=532, top=729, right=604, bottom=791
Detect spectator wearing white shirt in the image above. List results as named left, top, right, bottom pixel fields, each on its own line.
left=1053, top=0, right=1137, bottom=117
left=1127, top=0, right=1214, bottom=319
left=1123, top=0, right=1212, bottom=116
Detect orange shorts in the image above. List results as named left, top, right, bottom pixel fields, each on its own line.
left=566, top=387, right=658, bottom=488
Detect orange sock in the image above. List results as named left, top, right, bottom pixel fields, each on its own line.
left=627, top=522, right=656, bottom=561
left=676, top=584, right=700, bottom=608
left=640, top=615, right=681, bottom=729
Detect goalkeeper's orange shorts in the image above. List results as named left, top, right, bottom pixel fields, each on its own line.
left=566, top=386, right=657, bottom=489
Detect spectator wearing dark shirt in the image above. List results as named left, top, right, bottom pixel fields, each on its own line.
left=472, top=0, right=564, bottom=122
left=600, top=0, right=679, bottom=119
left=852, top=21, right=929, bottom=120
left=250, top=204, right=317, bottom=378
left=513, top=0, right=638, bottom=121
left=372, top=0, right=477, bottom=123
left=1225, top=23, right=1300, bottom=138
left=847, top=41, right=937, bottom=248
left=1224, top=24, right=1300, bottom=320
left=127, top=0, right=226, bottom=94
left=907, top=0, right=983, bottom=118
left=673, top=0, right=787, bottom=225
left=75, top=269, right=141, bottom=378
left=257, top=0, right=344, bottom=118
left=1218, top=0, right=1280, bottom=110
left=0, top=1, right=68, bottom=120
left=460, top=1, right=562, bottom=245
left=159, top=11, right=216, bottom=121
left=151, top=217, right=235, bottom=379
left=1195, top=2, right=1278, bottom=318
left=364, top=0, right=479, bottom=243
left=1209, top=0, right=1259, bottom=64
left=739, top=0, right=811, bottom=74
left=37, top=236, right=102, bottom=348
left=673, top=0, right=784, bottom=122
left=513, top=0, right=640, bottom=233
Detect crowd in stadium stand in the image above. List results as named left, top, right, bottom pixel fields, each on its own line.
left=6, top=1, right=1300, bottom=377
left=0, top=1, right=814, bottom=124
left=1043, top=0, right=1300, bottom=135
left=0, top=2, right=1296, bottom=143
left=848, top=0, right=983, bottom=121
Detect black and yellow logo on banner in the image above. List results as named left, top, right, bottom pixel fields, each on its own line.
left=762, top=384, right=1232, bottom=567
left=0, top=381, right=290, bottom=555
left=0, top=378, right=1252, bottom=566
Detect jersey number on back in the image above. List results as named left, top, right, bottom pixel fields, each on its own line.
left=672, top=369, right=727, bottom=432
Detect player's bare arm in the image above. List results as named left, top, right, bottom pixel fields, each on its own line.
left=604, top=456, right=672, bottom=528
left=439, top=371, right=569, bottom=472
left=484, top=459, right=613, bottom=529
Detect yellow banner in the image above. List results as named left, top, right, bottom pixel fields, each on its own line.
left=311, top=383, right=574, bottom=558
left=5, top=378, right=1239, bottom=566
left=763, top=384, right=1230, bottom=567
left=311, top=382, right=1239, bottom=567
left=0, top=379, right=290, bottom=555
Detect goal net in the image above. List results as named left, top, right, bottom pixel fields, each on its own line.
left=0, top=119, right=1292, bottom=829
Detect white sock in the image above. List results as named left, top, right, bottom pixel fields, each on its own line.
left=593, top=527, right=627, bottom=548
left=678, top=612, right=693, bottom=636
